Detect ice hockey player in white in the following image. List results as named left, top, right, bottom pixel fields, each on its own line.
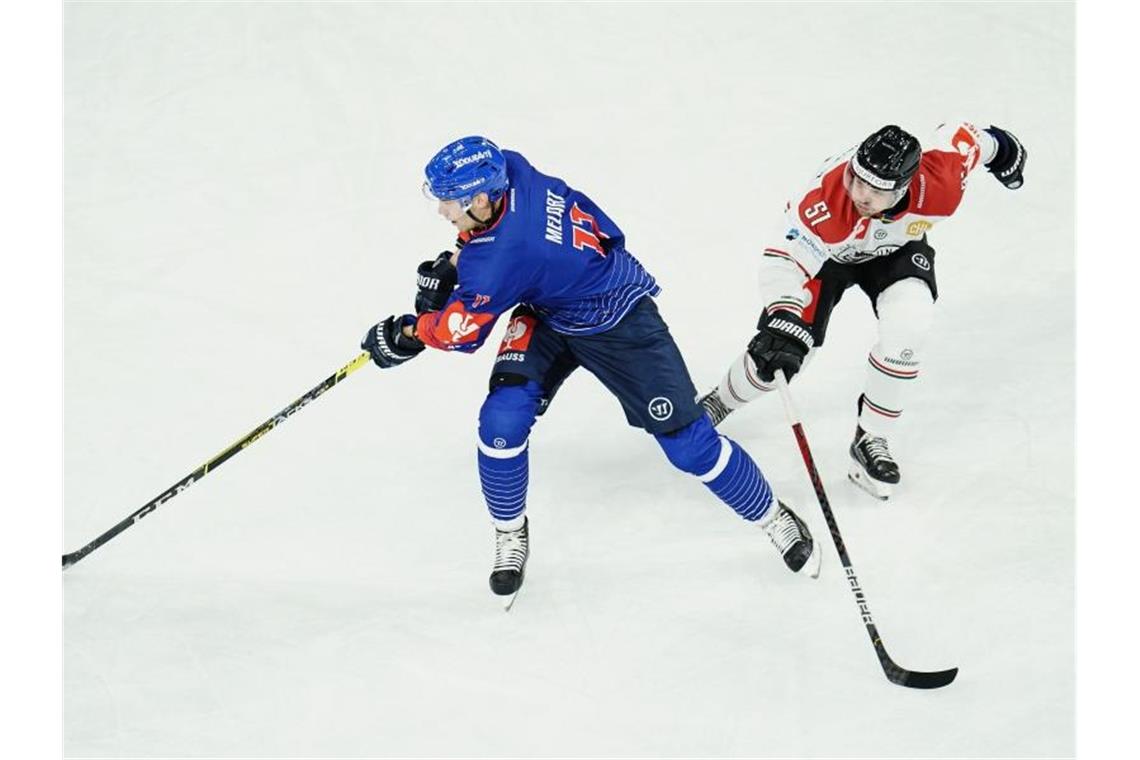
left=698, top=121, right=1027, bottom=499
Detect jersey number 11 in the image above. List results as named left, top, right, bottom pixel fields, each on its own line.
left=569, top=203, right=607, bottom=257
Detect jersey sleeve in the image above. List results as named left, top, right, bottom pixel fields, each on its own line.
left=412, top=249, right=526, bottom=353
left=928, top=120, right=998, bottom=173
left=912, top=120, right=999, bottom=217
left=413, top=291, right=503, bottom=353
left=756, top=249, right=812, bottom=319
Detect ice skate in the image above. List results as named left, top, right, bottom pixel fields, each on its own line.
left=848, top=426, right=900, bottom=500
left=490, top=517, right=529, bottom=610
left=698, top=387, right=734, bottom=427
left=761, top=501, right=820, bottom=578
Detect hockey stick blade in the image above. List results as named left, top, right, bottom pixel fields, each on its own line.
left=896, top=667, right=958, bottom=689
left=864, top=597, right=957, bottom=689
left=881, top=650, right=958, bottom=689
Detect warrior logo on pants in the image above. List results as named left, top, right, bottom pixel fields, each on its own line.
left=648, top=396, right=674, bottom=422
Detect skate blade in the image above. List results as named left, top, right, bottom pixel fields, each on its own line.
left=848, top=463, right=892, bottom=501
left=495, top=580, right=524, bottom=611
left=805, top=543, right=821, bottom=579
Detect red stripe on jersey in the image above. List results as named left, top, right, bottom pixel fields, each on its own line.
left=416, top=300, right=496, bottom=350
left=762, top=247, right=812, bottom=279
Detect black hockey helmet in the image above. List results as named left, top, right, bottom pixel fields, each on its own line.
left=850, top=125, right=921, bottom=192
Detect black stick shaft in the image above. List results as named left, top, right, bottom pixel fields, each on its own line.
left=774, top=374, right=957, bottom=688
left=62, top=352, right=372, bottom=570
left=786, top=420, right=896, bottom=669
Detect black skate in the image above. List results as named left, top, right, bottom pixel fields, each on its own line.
left=762, top=501, right=820, bottom=577
left=698, top=388, right=734, bottom=426
left=848, top=425, right=900, bottom=500
left=490, top=517, right=529, bottom=610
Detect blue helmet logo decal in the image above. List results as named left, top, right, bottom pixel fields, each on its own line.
left=424, top=136, right=509, bottom=205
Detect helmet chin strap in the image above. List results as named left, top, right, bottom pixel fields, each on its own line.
left=880, top=184, right=911, bottom=218
left=465, top=196, right=503, bottom=229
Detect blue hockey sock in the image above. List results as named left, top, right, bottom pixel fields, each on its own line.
left=697, top=438, right=775, bottom=522
left=477, top=443, right=529, bottom=524
left=477, top=382, right=543, bottom=525
left=656, top=416, right=775, bottom=522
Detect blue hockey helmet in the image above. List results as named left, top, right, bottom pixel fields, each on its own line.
left=423, top=136, right=509, bottom=207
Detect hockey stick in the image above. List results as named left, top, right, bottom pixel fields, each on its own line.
left=773, top=373, right=958, bottom=689
left=62, top=351, right=373, bottom=571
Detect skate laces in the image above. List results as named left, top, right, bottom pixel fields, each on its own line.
left=861, top=433, right=894, bottom=462
left=494, top=526, right=528, bottom=572
left=765, top=506, right=804, bottom=553
left=700, top=390, right=732, bottom=424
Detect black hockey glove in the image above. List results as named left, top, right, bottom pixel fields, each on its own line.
left=361, top=315, right=425, bottom=369
left=983, top=125, right=1027, bottom=190
left=414, top=252, right=458, bottom=314
left=747, top=309, right=815, bottom=383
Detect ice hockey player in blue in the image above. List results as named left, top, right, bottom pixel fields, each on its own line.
left=361, top=136, right=820, bottom=607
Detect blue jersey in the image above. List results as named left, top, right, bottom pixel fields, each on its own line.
left=415, top=150, right=660, bottom=352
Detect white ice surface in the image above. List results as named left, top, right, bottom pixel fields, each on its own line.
left=64, top=3, right=1074, bottom=757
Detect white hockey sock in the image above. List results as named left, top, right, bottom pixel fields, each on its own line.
left=493, top=515, right=526, bottom=533
left=754, top=494, right=782, bottom=528
left=860, top=278, right=933, bottom=438
left=717, top=351, right=775, bottom=410
left=859, top=342, right=918, bottom=437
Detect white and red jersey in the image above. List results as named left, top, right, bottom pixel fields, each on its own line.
left=758, top=121, right=998, bottom=317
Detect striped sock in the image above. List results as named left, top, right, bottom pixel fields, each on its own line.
left=697, top=438, right=775, bottom=522
left=860, top=344, right=918, bottom=436
left=477, top=440, right=529, bottom=524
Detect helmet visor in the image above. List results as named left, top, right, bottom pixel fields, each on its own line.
left=422, top=180, right=473, bottom=212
